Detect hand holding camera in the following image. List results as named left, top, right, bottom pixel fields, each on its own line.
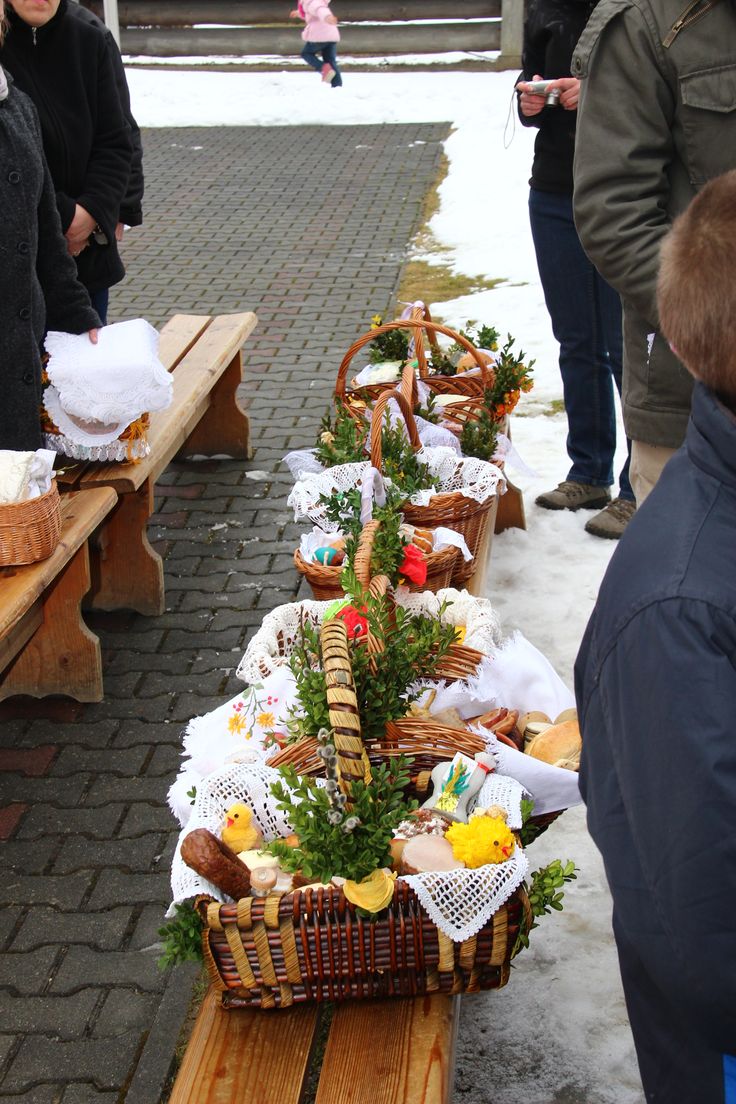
left=517, top=75, right=580, bottom=115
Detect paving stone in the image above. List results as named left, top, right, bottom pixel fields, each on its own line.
left=116, top=804, right=177, bottom=838
left=49, top=948, right=162, bottom=995
left=0, top=990, right=99, bottom=1039
left=0, top=874, right=92, bottom=910
left=52, top=836, right=164, bottom=876
left=17, top=806, right=127, bottom=842
left=2, top=1032, right=140, bottom=1092
left=11, top=907, right=133, bottom=953
left=128, top=904, right=168, bottom=952
left=92, top=988, right=158, bottom=1037
left=60, top=1087, right=119, bottom=1104
left=52, top=746, right=150, bottom=778
left=0, top=839, right=58, bottom=876
left=0, top=946, right=58, bottom=994
left=85, top=871, right=171, bottom=911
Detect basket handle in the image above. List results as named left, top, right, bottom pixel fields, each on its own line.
left=353, top=519, right=379, bottom=589
left=335, top=318, right=490, bottom=401
left=321, top=618, right=372, bottom=807
left=369, top=388, right=422, bottom=474
left=405, top=302, right=441, bottom=379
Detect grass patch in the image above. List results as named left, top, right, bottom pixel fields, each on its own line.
left=398, top=258, right=503, bottom=310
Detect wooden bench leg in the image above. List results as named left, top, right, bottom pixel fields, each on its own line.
left=178, top=351, right=253, bottom=460
left=86, top=482, right=165, bottom=617
left=494, top=476, right=527, bottom=534
left=0, top=544, right=103, bottom=702
left=169, top=988, right=321, bottom=1104
left=315, top=995, right=459, bottom=1104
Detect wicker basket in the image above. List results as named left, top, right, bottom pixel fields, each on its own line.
left=294, top=516, right=459, bottom=601
left=336, top=316, right=492, bottom=430
left=0, top=481, right=62, bottom=567
left=369, top=390, right=497, bottom=586
left=199, top=618, right=531, bottom=1008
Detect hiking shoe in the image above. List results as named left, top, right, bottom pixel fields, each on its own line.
left=535, top=480, right=611, bottom=511
left=584, top=497, right=637, bottom=540
left=321, top=64, right=336, bottom=82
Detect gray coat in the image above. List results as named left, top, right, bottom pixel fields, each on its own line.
left=0, top=72, right=100, bottom=451
left=572, top=0, right=736, bottom=449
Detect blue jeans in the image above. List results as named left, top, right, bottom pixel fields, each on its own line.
left=529, top=188, right=632, bottom=500
left=90, top=287, right=109, bottom=325
left=301, top=41, right=342, bottom=87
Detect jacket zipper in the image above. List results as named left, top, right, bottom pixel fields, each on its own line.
left=663, top=0, right=722, bottom=47
left=32, top=27, right=37, bottom=45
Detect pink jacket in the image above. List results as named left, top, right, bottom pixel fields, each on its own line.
left=301, top=0, right=340, bottom=42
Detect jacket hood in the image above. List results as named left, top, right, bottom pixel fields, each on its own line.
left=686, top=381, right=736, bottom=490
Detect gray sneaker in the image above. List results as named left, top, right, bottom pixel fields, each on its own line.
left=584, top=497, right=636, bottom=540
left=535, top=480, right=611, bottom=511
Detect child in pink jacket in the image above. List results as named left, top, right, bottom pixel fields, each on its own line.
left=290, top=0, right=342, bottom=87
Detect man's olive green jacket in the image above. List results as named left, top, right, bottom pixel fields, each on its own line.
left=572, top=0, right=736, bottom=448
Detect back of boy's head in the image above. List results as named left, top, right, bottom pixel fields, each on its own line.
left=657, top=168, right=736, bottom=406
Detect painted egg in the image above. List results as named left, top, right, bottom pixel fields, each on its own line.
left=314, top=546, right=341, bottom=566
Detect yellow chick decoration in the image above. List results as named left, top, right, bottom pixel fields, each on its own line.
left=221, top=802, right=262, bottom=853
left=445, top=816, right=516, bottom=868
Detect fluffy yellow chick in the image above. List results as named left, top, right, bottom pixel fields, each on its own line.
left=221, top=803, right=262, bottom=853
left=445, top=816, right=516, bottom=868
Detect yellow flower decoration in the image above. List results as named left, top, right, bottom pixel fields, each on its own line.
left=454, top=626, right=467, bottom=645
left=227, top=713, right=247, bottom=735
left=343, top=869, right=396, bottom=913
left=257, top=711, right=275, bottom=728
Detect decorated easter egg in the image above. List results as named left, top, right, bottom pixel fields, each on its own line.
left=314, top=546, right=341, bottom=566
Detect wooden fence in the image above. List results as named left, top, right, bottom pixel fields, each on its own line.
left=84, top=0, right=523, bottom=67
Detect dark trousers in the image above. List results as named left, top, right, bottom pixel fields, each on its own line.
left=90, top=287, right=109, bottom=325
left=614, top=917, right=734, bottom=1103
left=529, top=187, right=632, bottom=500
left=301, top=41, right=342, bottom=86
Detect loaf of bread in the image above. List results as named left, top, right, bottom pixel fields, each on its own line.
left=525, top=718, right=581, bottom=769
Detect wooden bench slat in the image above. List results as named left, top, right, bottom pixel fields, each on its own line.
left=78, top=310, right=257, bottom=494
left=314, top=995, right=459, bottom=1104
left=169, top=987, right=321, bottom=1104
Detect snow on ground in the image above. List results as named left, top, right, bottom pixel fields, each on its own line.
left=127, top=67, right=642, bottom=1101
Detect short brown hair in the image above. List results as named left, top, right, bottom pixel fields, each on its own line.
left=657, top=169, right=736, bottom=405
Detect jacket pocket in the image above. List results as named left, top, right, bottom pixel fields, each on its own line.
left=679, top=64, right=736, bottom=186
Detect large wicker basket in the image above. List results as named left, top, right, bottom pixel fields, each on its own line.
left=294, top=516, right=458, bottom=601
left=0, top=481, right=62, bottom=567
left=369, top=390, right=497, bottom=586
left=199, top=617, right=531, bottom=1008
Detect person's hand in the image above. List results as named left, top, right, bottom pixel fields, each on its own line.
left=66, top=204, right=96, bottom=257
left=556, top=76, right=581, bottom=110
left=289, top=8, right=300, bottom=15
left=87, top=328, right=99, bottom=344
left=115, top=222, right=125, bottom=242
left=517, top=74, right=547, bottom=118
left=326, top=13, right=338, bottom=23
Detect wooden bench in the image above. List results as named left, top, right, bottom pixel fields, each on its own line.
left=56, top=311, right=258, bottom=616
left=170, top=986, right=458, bottom=1104
left=0, top=486, right=117, bottom=702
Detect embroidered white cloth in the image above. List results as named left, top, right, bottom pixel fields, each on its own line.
left=170, top=761, right=528, bottom=942
left=44, top=319, right=172, bottom=443
left=0, top=449, right=55, bottom=503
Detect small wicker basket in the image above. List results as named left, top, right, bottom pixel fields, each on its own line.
left=0, top=481, right=62, bottom=567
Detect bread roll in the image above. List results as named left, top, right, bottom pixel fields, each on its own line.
left=526, top=718, right=581, bottom=768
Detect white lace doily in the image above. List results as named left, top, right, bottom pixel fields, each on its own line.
left=44, top=319, right=172, bottom=429
left=287, top=449, right=505, bottom=529
left=171, top=761, right=528, bottom=943
left=236, top=588, right=504, bottom=683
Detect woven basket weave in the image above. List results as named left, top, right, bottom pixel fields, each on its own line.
left=200, top=617, right=530, bottom=1008
left=0, top=482, right=62, bottom=567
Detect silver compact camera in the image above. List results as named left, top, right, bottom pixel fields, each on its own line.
left=525, top=79, right=561, bottom=106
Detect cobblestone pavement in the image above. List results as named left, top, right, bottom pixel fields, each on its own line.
left=0, top=122, right=449, bottom=1102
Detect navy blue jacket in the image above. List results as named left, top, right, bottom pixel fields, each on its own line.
left=575, top=382, right=736, bottom=1057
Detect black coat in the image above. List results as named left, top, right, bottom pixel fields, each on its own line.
left=575, top=382, right=736, bottom=1058
left=1, top=0, right=136, bottom=294
left=518, top=0, right=597, bottom=193
left=0, top=74, right=100, bottom=450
